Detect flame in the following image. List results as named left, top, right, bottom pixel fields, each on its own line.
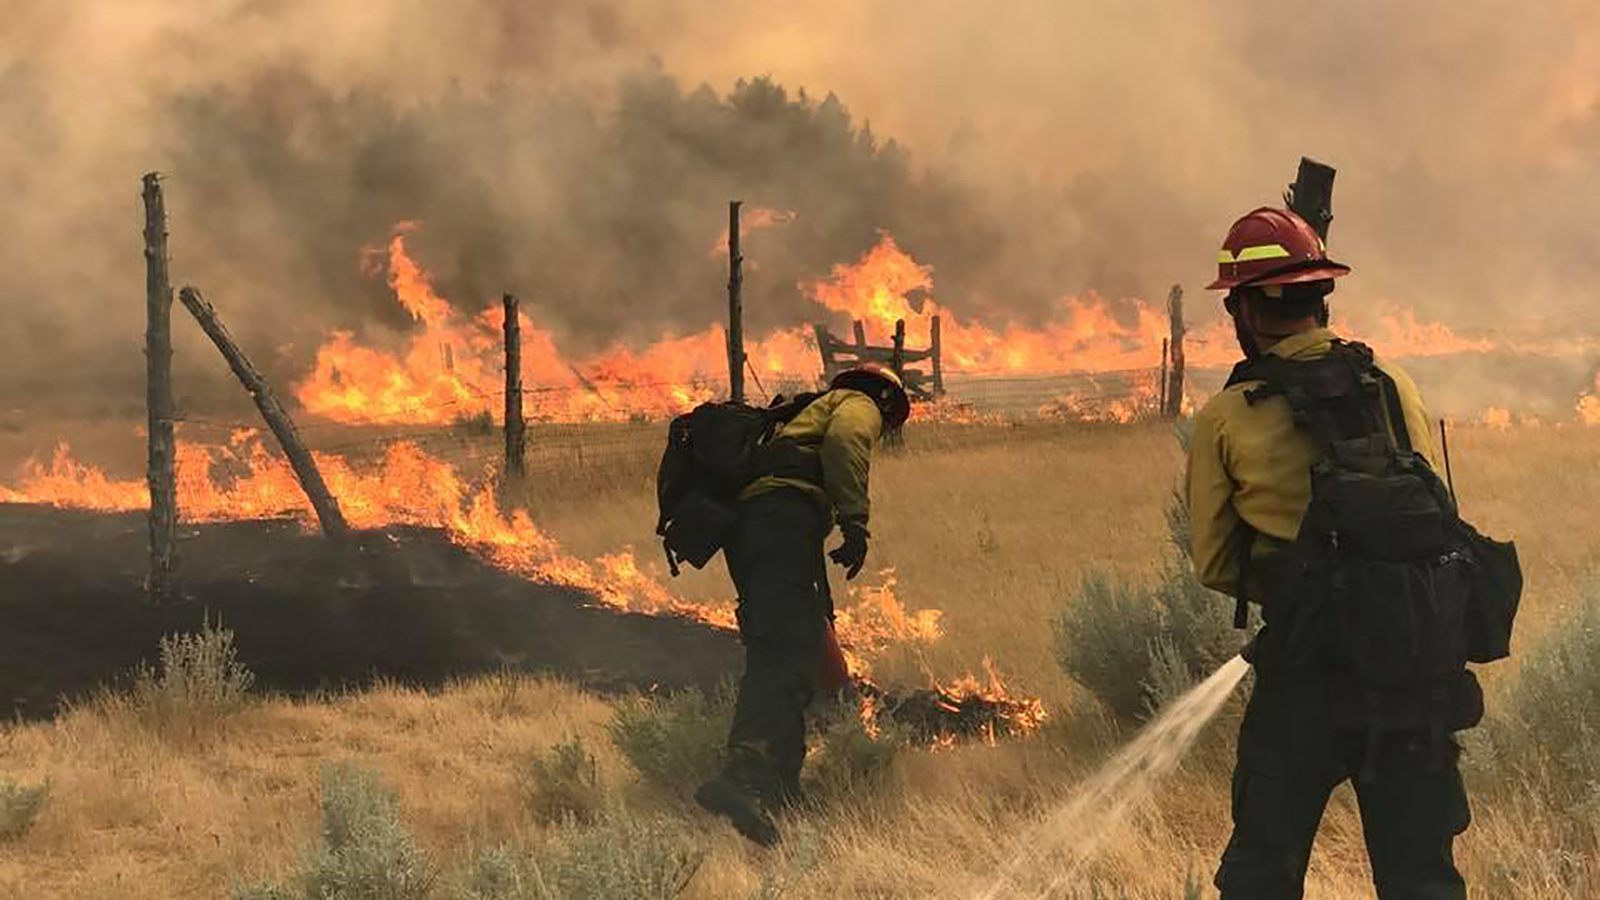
left=0, top=438, right=970, bottom=677
left=1581, top=394, right=1600, bottom=426
left=1352, top=307, right=1495, bottom=358
left=709, top=207, right=797, bottom=257
left=293, top=224, right=1514, bottom=427
left=295, top=226, right=819, bottom=425
left=806, top=235, right=1238, bottom=376
left=1480, top=407, right=1513, bottom=430
left=0, top=444, right=150, bottom=510
left=937, top=655, right=1050, bottom=737
left=831, top=569, right=943, bottom=677
left=1579, top=369, right=1600, bottom=426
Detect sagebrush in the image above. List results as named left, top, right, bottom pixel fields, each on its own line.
left=0, top=779, right=48, bottom=840
left=125, top=617, right=256, bottom=735
left=451, top=817, right=703, bottom=900
left=606, top=685, right=733, bottom=793
left=233, top=762, right=434, bottom=900
left=518, top=738, right=605, bottom=825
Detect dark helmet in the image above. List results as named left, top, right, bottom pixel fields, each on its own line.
left=830, top=363, right=911, bottom=429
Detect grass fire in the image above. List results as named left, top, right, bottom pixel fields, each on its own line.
left=5, top=3, right=1600, bottom=899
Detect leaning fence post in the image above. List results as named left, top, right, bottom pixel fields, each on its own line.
left=178, top=287, right=350, bottom=539
left=503, top=293, right=526, bottom=480
left=142, top=173, right=179, bottom=603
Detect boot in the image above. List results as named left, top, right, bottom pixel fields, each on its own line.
left=694, top=775, right=779, bottom=847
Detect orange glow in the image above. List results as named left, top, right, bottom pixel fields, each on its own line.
left=295, top=226, right=820, bottom=425
left=292, top=224, right=1523, bottom=427
left=806, top=235, right=1238, bottom=376
left=937, top=656, right=1049, bottom=737
left=1480, top=407, right=1513, bottom=430
left=0, top=444, right=150, bottom=510
left=1580, top=370, right=1600, bottom=425
left=709, top=207, right=797, bottom=257
left=832, top=569, right=943, bottom=677
left=1349, top=307, right=1494, bottom=359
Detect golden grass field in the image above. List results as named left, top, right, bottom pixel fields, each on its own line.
left=0, top=419, right=1597, bottom=898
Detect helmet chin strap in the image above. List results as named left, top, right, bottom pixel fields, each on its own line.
left=1225, top=290, right=1260, bottom=358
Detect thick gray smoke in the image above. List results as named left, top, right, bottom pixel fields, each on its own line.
left=3, top=0, right=1598, bottom=415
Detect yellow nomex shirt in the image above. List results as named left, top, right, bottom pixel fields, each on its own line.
left=741, top=388, right=883, bottom=526
left=1185, top=328, right=1441, bottom=599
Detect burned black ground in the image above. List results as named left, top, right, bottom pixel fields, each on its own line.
left=0, top=505, right=744, bottom=721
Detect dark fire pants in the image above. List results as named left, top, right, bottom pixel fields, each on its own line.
left=720, top=489, right=831, bottom=800
left=1216, top=674, right=1472, bottom=900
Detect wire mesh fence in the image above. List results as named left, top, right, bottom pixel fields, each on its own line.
left=148, top=361, right=1178, bottom=495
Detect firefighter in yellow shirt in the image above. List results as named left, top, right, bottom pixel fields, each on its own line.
left=1189, top=208, right=1475, bottom=899
left=695, top=363, right=910, bottom=847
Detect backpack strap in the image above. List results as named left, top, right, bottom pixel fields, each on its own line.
left=1233, top=522, right=1254, bottom=629
left=1367, top=365, right=1415, bottom=457
left=1233, top=354, right=1348, bottom=461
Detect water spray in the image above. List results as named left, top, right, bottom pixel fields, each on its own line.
left=974, top=655, right=1251, bottom=899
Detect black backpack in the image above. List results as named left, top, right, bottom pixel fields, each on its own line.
left=1227, top=341, right=1521, bottom=767
left=655, top=392, right=825, bottom=575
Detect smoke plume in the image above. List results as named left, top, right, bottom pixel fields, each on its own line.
left=3, top=0, right=1598, bottom=415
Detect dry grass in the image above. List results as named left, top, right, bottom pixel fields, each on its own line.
left=1, top=420, right=1598, bottom=898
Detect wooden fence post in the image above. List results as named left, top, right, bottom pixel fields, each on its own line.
left=726, top=200, right=745, bottom=403
left=1164, top=285, right=1187, bottom=418
left=930, top=315, right=944, bottom=396
left=1158, top=337, right=1170, bottom=417
left=178, top=287, right=350, bottom=539
left=142, top=173, right=178, bottom=603
left=503, top=293, right=525, bottom=480
left=891, top=319, right=907, bottom=381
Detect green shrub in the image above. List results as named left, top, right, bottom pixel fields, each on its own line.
left=449, top=819, right=702, bottom=900
left=233, top=762, right=434, bottom=900
left=518, top=739, right=604, bottom=825
left=129, top=617, right=255, bottom=735
left=1484, top=587, right=1600, bottom=815
left=450, top=844, right=548, bottom=900
left=1053, top=487, right=1241, bottom=725
left=807, top=704, right=905, bottom=802
left=0, top=780, right=48, bottom=840
left=543, top=817, right=703, bottom=900
left=606, top=685, right=733, bottom=793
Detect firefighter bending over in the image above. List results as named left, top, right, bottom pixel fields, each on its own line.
left=1189, top=208, right=1496, bottom=899
left=694, top=363, right=911, bottom=847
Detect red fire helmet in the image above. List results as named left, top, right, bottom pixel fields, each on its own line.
left=1207, top=207, right=1351, bottom=291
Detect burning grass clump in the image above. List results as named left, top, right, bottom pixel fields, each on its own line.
left=517, top=738, right=605, bottom=825
left=0, top=779, right=49, bottom=841
left=606, top=684, right=734, bottom=795
left=232, top=762, right=433, bottom=900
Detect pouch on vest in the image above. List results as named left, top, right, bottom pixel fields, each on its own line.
left=661, top=489, right=739, bottom=570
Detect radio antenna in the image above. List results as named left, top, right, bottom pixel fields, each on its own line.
left=1439, top=418, right=1457, bottom=505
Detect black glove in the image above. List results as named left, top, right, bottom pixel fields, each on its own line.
left=829, top=521, right=870, bottom=580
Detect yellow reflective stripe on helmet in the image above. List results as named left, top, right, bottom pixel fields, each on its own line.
left=1217, top=244, right=1293, bottom=264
